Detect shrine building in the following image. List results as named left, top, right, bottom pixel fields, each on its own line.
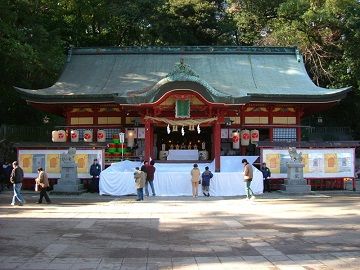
left=16, top=46, right=351, bottom=172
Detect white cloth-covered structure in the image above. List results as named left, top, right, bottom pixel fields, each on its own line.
left=99, top=156, right=263, bottom=196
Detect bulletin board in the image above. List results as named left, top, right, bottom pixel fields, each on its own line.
left=18, top=149, right=103, bottom=179
left=262, top=148, right=355, bottom=178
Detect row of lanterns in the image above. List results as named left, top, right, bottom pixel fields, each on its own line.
left=51, top=129, right=136, bottom=145
left=52, top=130, right=106, bottom=143
left=232, top=129, right=259, bottom=149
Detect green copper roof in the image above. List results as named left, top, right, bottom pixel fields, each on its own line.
left=16, top=46, right=350, bottom=104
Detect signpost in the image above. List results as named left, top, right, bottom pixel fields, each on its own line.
left=119, top=132, right=125, bottom=160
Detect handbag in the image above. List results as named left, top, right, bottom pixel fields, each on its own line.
left=35, top=184, right=39, bottom=192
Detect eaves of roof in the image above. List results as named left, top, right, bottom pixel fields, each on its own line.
left=246, top=87, right=352, bottom=104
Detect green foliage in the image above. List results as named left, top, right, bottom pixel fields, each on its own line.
left=0, top=0, right=65, bottom=125
left=0, top=0, right=360, bottom=137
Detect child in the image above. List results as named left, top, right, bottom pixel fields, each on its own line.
left=201, top=166, right=213, bottom=197
left=134, top=167, right=145, bottom=201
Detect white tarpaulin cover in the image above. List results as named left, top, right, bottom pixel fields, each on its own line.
left=99, top=156, right=263, bottom=196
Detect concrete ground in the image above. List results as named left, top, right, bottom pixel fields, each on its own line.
left=0, top=190, right=360, bottom=270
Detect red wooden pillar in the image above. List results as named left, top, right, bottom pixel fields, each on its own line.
left=144, top=119, right=153, bottom=161
left=296, top=108, right=302, bottom=142
left=213, top=121, right=221, bottom=172
left=65, top=111, right=71, bottom=142
left=66, top=128, right=71, bottom=142
left=268, top=105, right=274, bottom=142
left=150, top=123, right=154, bottom=159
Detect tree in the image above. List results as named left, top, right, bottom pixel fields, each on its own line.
left=253, top=0, right=360, bottom=136
left=0, top=0, right=65, bottom=125
left=228, top=0, right=285, bottom=45
left=153, top=0, right=236, bottom=45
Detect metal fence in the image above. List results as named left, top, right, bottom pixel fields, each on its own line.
left=0, top=124, right=52, bottom=142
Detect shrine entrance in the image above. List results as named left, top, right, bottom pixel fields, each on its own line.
left=154, top=126, right=212, bottom=161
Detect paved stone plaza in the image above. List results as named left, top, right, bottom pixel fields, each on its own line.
left=0, top=191, right=360, bottom=270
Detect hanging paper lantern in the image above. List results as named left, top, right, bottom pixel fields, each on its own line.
left=250, top=129, right=259, bottom=143
left=232, top=130, right=240, bottom=149
left=240, top=129, right=250, bottom=146
left=51, top=130, right=59, bottom=142
left=57, top=130, right=66, bottom=142
left=126, top=129, right=135, bottom=147
left=84, top=130, right=93, bottom=142
left=97, top=129, right=106, bottom=142
left=70, top=130, right=79, bottom=142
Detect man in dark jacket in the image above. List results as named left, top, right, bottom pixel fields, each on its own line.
left=144, top=160, right=156, bottom=196
left=260, top=162, right=272, bottom=192
left=201, top=166, right=213, bottom=197
left=10, top=161, right=25, bottom=206
left=89, top=159, right=101, bottom=193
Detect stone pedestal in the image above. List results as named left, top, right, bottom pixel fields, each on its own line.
left=282, top=162, right=312, bottom=193
left=53, top=162, right=85, bottom=194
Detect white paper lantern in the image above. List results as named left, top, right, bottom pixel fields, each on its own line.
left=84, top=130, right=93, bottom=142
left=126, top=129, right=135, bottom=147
left=232, top=130, right=240, bottom=149
left=97, top=129, right=106, bottom=142
left=240, top=129, right=250, bottom=146
left=71, top=130, right=79, bottom=142
left=57, top=130, right=66, bottom=142
left=250, top=129, right=259, bottom=143
left=51, top=130, right=59, bottom=142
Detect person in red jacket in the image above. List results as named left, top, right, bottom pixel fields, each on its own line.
left=145, top=160, right=156, bottom=196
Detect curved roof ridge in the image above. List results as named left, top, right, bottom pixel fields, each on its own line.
left=127, top=60, right=231, bottom=103
left=71, top=46, right=298, bottom=55
left=14, top=46, right=351, bottom=104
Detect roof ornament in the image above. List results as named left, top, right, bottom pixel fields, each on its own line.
left=167, top=58, right=199, bottom=79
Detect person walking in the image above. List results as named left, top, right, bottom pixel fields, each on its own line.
left=134, top=167, right=146, bottom=201
left=260, top=162, right=272, bottom=193
left=201, top=166, right=213, bottom=197
left=10, top=161, right=25, bottom=206
left=35, top=167, right=51, bottom=204
left=89, top=158, right=101, bottom=193
left=145, top=160, right=156, bottom=196
left=242, top=159, right=255, bottom=200
left=190, top=163, right=201, bottom=198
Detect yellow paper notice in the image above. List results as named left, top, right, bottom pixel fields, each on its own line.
left=325, top=153, right=338, bottom=173
left=302, top=154, right=309, bottom=173
left=19, top=154, right=33, bottom=173
left=46, top=154, right=60, bottom=173
left=75, top=154, right=88, bottom=173
left=265, top=154, right=280, bottom=174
